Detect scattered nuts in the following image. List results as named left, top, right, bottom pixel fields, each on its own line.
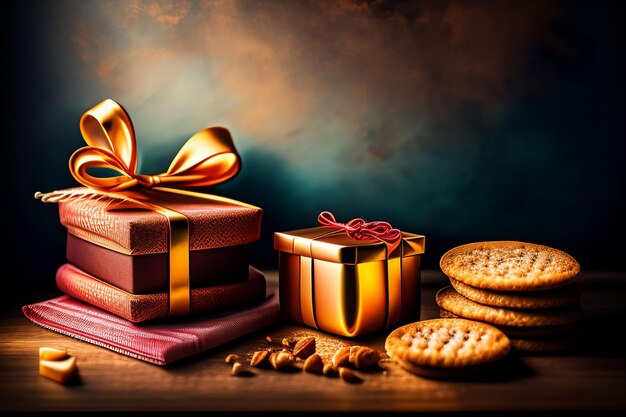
left=349, top=346, right=360, bottom=363
left=353, top=347, right=380, bottom=369
left=250, top=350, right=269, bottom=368
left=292, top=337, right=316, bottom=359
left=281, top=337, right=297, bottom=349
left=303, top=354, right=324, bottom=374
left=323, top=363, right=338, bottom=377
left=265, top=336, right=272, bottom=343
left=231, top=362, right=255, bottom=377
left=332, top=347, right=350, bottom=369
left=277, top=351, right=293, bottom=369
left=269, top=352, right=278, bottom=368
left=270, top=351, right=292, bottom=369
left=225, top=354, right=239, bottom=364
left=339, top=367, right=363, bottom=383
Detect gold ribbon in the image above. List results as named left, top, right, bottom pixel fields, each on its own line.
left=69, top=99, right=242, bottom=316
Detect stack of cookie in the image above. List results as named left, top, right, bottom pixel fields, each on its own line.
left=436, top=241, right=584, bottom=353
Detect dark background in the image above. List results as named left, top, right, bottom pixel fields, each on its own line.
left=1, top=0, right=624, bottom=299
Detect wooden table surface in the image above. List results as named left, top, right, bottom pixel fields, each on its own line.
left=1, top=270, right=625, bottom=412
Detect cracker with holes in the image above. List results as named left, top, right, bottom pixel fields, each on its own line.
left=385, top=318, right=510, bottom=378
left=436, top=286, right=585, bottom=328
left=449, top=278, right=581, bottom=309
left=440, top=241, right=580, bottom=291
left=438, top=307, right=578, bottom=337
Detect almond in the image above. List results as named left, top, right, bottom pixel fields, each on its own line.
left=353, top=347, right=380, bottom=369
left=282, top=337, right=297, bottom=349
left=331, top=347, right=350, bottom=369
left=269, top=352, right=279, bottom=368
left=303, top=354, right=323, bottom=374
left=292, top=337, right=316, bottom=359
left=349, top=346, right=361, bottom=363
left=250, top=350, right=269, bottom=368
left=270, top=351, right=292, bottom=369
left=231, top=362, right=255, bottom=377
left=323, top=363, right=338, bottom=377
left=339, top=367, right=363, bottom=383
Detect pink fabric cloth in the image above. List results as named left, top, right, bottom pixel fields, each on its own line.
left=22, top=293, right=281, bottom=366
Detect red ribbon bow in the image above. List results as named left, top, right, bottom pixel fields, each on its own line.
left=317, top=211, right=403, bottom=252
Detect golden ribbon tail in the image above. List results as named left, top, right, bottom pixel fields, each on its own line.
left=65, top=99, right=242, bottom=316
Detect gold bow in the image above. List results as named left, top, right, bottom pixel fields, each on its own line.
left=63, top=99, right=243, bottom=316
left=70, top=99, right=240, bottom=191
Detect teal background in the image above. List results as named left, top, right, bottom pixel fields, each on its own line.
left=2, top=1, right=624, bottom=297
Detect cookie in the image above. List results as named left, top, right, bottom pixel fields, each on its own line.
left=510, top=332, right=581, bottom=353
left=436, top=286, right=585, bottom=327
left=449, top=278, right=581, bottom=309
left=440, top=241, right=580, bottom=291
left=385, top=318, right=510, bottom=378
left=438, top=308, right=579, bottom=337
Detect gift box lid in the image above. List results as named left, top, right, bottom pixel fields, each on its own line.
left=59, top=187, right=262, bottom=255
left=274, top=226, right=425, bottom=265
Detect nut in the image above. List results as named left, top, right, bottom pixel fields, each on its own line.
left=353, top=347, right=380, bottom=369
left=231, top=362, right=255, bottom=377
left=281, top=337, right=297, bottom=349
left=292, top=337, right=316, bottom=359
left=303, top=354, right=324, bottom=374
left=323, top=363, right=338, bottom=377
left=269, top=352, right=278, bottom=368
left=270, top=351, right=292, bottom=369
left=224, top=354, right=239, bottom=364
left=331, top=347, right=350, bottom=369
left=250, top=350, right=269, bottom=368
left=339, top=367, right=363, bottom=383
left=349, top=346, right=361, bottom=363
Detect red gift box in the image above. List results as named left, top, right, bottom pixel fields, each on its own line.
left=60, top=189, right=262, bottom=294
left=36, top=98, right=263, bottom=317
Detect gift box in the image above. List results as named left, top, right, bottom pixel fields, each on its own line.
left=35, top=98, right=264, bottom=318
left=274, top=213, right=425, bottom=337
left=60, top=189, right=261, bottom=294
left=56, top=263, right=267, bottom=322
left=27, top=98, right=279, bottom=364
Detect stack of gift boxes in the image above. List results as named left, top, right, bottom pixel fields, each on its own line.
left=34, top=98, right=270, bottom=326
left=52, top=191, right=266, bottom=323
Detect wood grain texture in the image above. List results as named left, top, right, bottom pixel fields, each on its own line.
left=1, top=271, right=625, bottom=412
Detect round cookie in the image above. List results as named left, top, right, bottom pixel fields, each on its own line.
left=385, top=318, right=510, bottom=378
left=436, top=286, right=585, bottom=327
left=449, top=278, right=581, bottom=309
left=440, top=241, right=580, bottom=291
left=438, top=308, right=579, bottom=337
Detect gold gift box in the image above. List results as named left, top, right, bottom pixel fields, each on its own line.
left=274, top=227, right=425, bottom=337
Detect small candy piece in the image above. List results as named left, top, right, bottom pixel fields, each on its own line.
left=39, top=347, right=68, bottom=361
left=39, top=356, right=77, bottom=384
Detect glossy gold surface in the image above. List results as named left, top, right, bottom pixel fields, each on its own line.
left=275, top=226, right=425, bottom=265
left=275, top=228, right=425, bottom=337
